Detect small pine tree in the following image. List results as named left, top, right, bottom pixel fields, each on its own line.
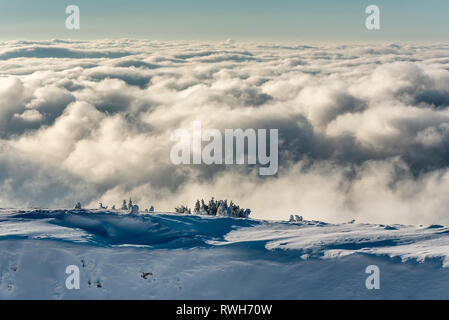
left=194, top=200, right=201, bottom=213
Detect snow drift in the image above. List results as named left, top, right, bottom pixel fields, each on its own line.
left=1, top=209, right=449, bottom=299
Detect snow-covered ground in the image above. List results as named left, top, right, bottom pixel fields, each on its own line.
left=1, top=209, right=449, bottom=299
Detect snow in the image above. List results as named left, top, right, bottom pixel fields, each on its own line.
left=217, top=221, right=449, bottom=265
left=1, top=209, right=449, bottom=299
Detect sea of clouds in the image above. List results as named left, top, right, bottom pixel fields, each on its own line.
left=1, top=39, right=449, bottom=224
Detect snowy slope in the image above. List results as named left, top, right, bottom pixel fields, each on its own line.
left=1, top=209, right=449, bottom=299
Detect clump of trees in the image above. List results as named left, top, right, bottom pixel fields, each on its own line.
left=75, top=197, right=251, bottom=219
left=289, top=214, right=303, bottom=222
left=75, top=198, right=155, bottom=214
left=175, top=197, right=251, bottom=218
left=175, top=205, right=191, bottom=214
left=114, top=198, right=155, bottom=213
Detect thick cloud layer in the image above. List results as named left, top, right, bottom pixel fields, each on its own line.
left=1, top=39, right=449, bottom=224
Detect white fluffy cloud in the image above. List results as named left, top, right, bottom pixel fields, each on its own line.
left=2, top=39, right=449, bottom=224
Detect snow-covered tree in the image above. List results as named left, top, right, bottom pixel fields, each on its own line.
left=121, top=200, right=128, bottom=210
left=175, top=205, right=190, bottom=214
left=200, top=199, right=208, bottom=215
left=208, top=197, right=217, bottom=216
left=176, top=198, right=251, bottom=218
left=194, top=200, right=201, bottom=214
left=129, top=204, right=139, bottom=215
left=217, top=201, right=228, bottom=217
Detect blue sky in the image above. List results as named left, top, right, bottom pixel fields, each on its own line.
left=1, top=0, right=448, bottom=41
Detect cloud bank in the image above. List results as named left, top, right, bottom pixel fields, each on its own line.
left=2, top=39, right=449, bottom=224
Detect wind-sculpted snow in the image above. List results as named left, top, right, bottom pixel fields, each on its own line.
left=217, top=221, right=449, bottom=267
left=2, top=210, right=449, bottom=299
left=0, top=209, right=257, bottom=248
left=2, top=40, right=449, bottom=224
left=3, top=209, right=449, bottom=262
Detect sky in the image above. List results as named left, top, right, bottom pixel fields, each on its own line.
left=1, top=2, right=449, bottom=224
left=1, top=0, right=449, bottom=41
left=2, top=39, right=449, bottom=224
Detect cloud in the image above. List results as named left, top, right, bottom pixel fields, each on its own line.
left=2, top=39, right=449, bottom=224
left=0, top=46, right=132, bottom=60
